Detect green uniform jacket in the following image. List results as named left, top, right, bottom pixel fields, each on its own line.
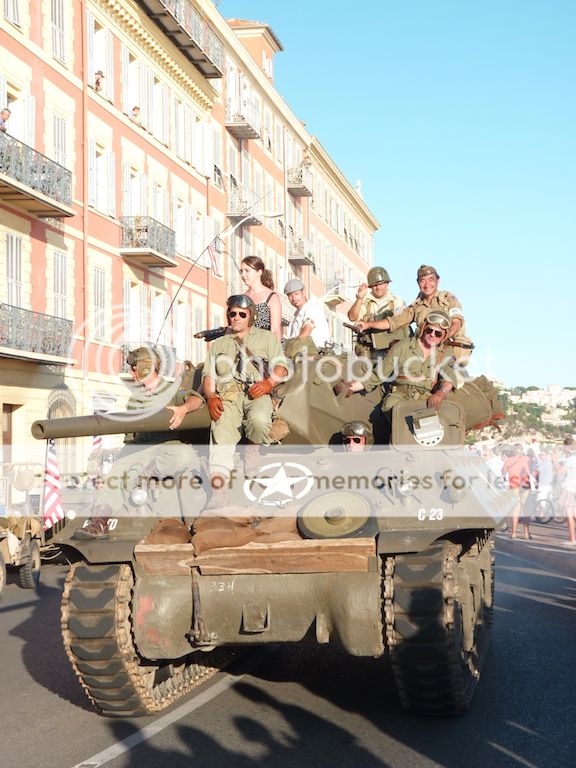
left=125, top=378, right=203, bottom=444
left=388, top=290, right=472, bottom=347
left=202, top=326, right=287, bottom=399
left=364, top=337, right=461, bottom=396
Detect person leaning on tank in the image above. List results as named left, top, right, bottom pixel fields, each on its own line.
left=74, top=346, right=206, bottom=539
left=346, top=310, right=463, bottom=421
left=202, top=295, right=288, bottom=506
left=353, top=264, right=474, bottom=364
left=347, top=266, right=406, bottom=358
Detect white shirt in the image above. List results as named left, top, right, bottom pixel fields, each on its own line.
left=287, top=299, right=330, bottom=348
left=564, top=453, right=576, bottom=493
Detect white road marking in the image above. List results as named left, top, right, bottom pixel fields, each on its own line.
left=69, top=672, right=244, bottom=768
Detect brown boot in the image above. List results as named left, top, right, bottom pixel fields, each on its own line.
left=205, top=475, right=230, bottom=510
left=73, top=516, right=110, bottom=540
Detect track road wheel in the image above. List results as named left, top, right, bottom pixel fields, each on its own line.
left=19, top=540, right=41, bottom=589
left=385, top=538, right=494, bottom=716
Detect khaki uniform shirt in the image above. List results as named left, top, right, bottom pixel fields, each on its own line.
left=388, top=290, right=472, bottom=347
left=364, top=337, right=461, bottom=396
left=202, top=326, right=287, bottom=400
left=357, top=291, right=405, bottom=323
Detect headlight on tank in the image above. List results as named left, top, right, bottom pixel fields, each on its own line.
left=297, top=491, right=377, bottom=539
left=130, top=486, right=149, bottom=506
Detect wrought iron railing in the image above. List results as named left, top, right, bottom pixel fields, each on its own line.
left=120, top=342, right=177, bottom=376
left=288, top=235, right=315, bottom=265
left=156, top=0, right=224, bottom=72
left=0, top=302, right=73, bottom=358
left=225, top=97, right=261, bottom=132
left=119, top=216, right=176, bottom=260
left=0, top=132, right=72, bottom=206
left=226, top=184, right=262, bottom=220
left=287, top=165, right=313, bottom=190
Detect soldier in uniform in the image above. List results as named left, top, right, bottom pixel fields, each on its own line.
left=202, top=295, right=288, bottom=503
left=347, top=266, right=406, bottom=357
left=340, top=421, right=372, bottom=451
left=347, top=310, right=463, bottom=418
left=75, top=346, right=206, bottom=539
left=353, top=265, right=474, bottom=363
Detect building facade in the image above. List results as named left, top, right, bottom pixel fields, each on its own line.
left=0, top=0, right=378, bottom=486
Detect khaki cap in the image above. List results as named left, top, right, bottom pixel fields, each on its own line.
left=417, top=264, right=440, bottom=279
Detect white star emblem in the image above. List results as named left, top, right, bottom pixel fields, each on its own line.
left=244, top=462, right=314, bottom=503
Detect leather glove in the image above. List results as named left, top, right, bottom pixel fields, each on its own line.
left=248, top=378, right=275, bottom=400
left=207, top=394, right=224, bottom=421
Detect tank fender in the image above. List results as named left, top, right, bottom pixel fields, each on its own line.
left=132, top=573, right=193, bottom=660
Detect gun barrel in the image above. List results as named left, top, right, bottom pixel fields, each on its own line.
left=31, top=408, right=211, bottom=440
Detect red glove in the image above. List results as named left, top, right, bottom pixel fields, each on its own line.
left=248, top=378, right=275, bottom=399
left=207, top=394, right=224, bottom=421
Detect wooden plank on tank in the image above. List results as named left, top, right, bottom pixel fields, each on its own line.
left=134, top=538, right=377, bottom=575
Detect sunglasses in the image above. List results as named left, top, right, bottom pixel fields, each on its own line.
left=343, top=436, right=365, bottom=444
left=424, top=327, right=444, bottom=338
left=228, top=310, right=248, bottom=318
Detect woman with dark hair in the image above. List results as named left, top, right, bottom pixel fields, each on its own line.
left=240, top=255, right=282, bottom=339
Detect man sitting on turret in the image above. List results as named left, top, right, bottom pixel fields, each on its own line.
left=202, top=295, right=288, bottom=506
left=75, top=346, right=205, bottom=539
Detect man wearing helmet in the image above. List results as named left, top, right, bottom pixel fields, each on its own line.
left=340, top=421, right=372, bottom=452
left=347, top=310, right=463, bottom=414
left=353, top=265, right=473, bottom=363
left=202, top=295, right=288, bottom=496
left=347, top=266, right=405, bottom=357
left=75, top=346, right=206, bottom=539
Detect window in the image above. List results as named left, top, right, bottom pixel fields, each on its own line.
left=53, top=115, right=67, bottom=167
left=122, top=163, right=145, bottom=216
left=4, top=0, right=20, bottom=26
left=193, top=306, right=205, bottom=364
left=6, top=233, right=22, bottom=306
left=151, top=292, right=168, bottom=344
left=93, top=267, right=106, bottom=340
left=51, top=0, right=65, bottom=62
left=87, top=12, right=113, bottom=99
left=88, top=139, right=115, bottom=215
left=53, top=250, right=67, bottom=318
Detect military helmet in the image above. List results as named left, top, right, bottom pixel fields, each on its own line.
left=425, top=310, right=451, bottom=330
left=126, top=346, right=161, bottom=376
left=340, top=421, right=373, bottom=443
left=226, top=294, right=256, bottom=324
left=417, top=264, right=440, bottom=280
left=367, top=267, right=391, bottom=287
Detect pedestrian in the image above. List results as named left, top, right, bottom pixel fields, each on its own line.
left=347, top=266, right=405, bottom=357
left=202, top=295, right=288, bottom=505
left=559, top=436, right=576, bottom=547
left=284, top=278, right=330, bottom=354
left=240, top=255, right=282, bottom=339
left=502, top=443, right=533, bottom=540
left=353, top=264, right=474, bottom=363
left=0, top=107, right=11, bottom=133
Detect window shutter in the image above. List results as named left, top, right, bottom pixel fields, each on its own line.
left=54, top=250, right=67, bottom=318
left=121, top=45, right=131, bottom=113
left=107, top=150, right=116, bottom=217
left=105, top=29, right=114, bottom=101
left=6, top=234, right=22, bottom=307
left=88, top=138, right=97, bottom=206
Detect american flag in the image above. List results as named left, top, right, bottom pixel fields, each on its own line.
left=42, top=439, right=65, bottom=531
left=92, top=434, right=103, bottom=451
left=207, top=240, right=222, bottom=276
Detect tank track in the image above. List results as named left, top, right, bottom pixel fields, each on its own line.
left=61, top=562, right=231, bottom=717
left=384, top=537, right=494, bottom=715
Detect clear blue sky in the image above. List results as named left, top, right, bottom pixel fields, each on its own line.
left=219, top=0, right=575, bottom=389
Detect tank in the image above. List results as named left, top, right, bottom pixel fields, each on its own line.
left=31, top=354, right=512, bottom=718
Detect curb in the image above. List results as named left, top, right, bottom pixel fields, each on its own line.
left=495, top=527, right=576, bottom=578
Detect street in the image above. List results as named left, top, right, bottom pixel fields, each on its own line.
left=1, top=545, right=575, bottom=768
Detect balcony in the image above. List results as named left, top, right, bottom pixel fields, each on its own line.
left=324, top=282, right=346, bottom=306
left=119, top=216, right=177, bottom=268
left=0, top=303, right=74, bottom=363
left=288, top=235, right=315, bottom=268
left=224, top=98, right=261, bottom=140
left=287, top=164, right=313, bottom=197
left=120, top=342, right=177, bottom=377
left=0, top=133, right=74, bottom=218
left=137, top=0, right=224, bottom=78
left=226, top=185, right=263, bottom=226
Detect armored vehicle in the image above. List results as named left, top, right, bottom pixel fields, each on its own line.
left=31, top=353, right=511, bottom=717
